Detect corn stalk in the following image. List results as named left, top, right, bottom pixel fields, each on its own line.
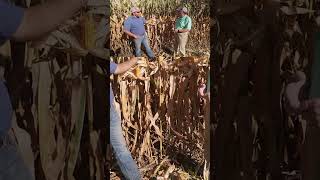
left=110, top=0, right=210, bottom=56
left=111, top=56, right=209, bottom=179
left=1, top=0, right=109, bottom=180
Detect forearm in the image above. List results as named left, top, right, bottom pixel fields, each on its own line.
left=13, top=0, right=85, bottom=41
left=114, top=57, right=137, bottom=74
left=124, top=30, right=136, bottom=38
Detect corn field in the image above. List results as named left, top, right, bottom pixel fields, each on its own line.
left=110, top=0, right=210, bottom=179
left=110, top=56, right=209, bottom=179
left=4, top=0, right=320, bottom=179
left=110, top=0, right=210, bottom=56
left=109, top=0, right=210, bottom=179
left=213, top=0, right=320, bottom=179
left=0, top=0, right=108, bottom=180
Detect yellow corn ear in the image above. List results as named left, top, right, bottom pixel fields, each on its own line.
left=134, top=67, right=141, bottom=77
left=83, top=14, right=96, bottom=49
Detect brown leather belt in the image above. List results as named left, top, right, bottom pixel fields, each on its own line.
left=178, top=31, right=188, bottom=34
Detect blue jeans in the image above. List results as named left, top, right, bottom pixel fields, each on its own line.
left=110, top=102, right=141, bottom=180
left=0, top=81, right=12, bottom=133
left=0, top=133, right=34, bottom=180
left=133, top=34, right=155, bottom=58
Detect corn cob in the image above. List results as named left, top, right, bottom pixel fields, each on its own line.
left=82, top=13, right=96, bottom=49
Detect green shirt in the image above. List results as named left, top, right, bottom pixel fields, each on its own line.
left=175, top=15, right=192, bottom=30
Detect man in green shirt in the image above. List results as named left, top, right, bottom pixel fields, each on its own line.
left=174, top=7, right=192, bottom=57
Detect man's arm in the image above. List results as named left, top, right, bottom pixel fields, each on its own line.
left=123, top=30, right=138, bottom=39
left=114, top=57, right=138, bottom=74
left=123, top=18, right=138, bottom=39
left=13, top=0, right=86, bottom=41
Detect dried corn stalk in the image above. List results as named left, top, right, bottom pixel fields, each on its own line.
left=111, top=56, right=209, bottom=179
left=110, top=0, right=210, bottom=56
left=4, top=0, right=109, bottom=180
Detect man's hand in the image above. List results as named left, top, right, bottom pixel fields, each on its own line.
left=198, top=84, right=207, bottom=97
left=13, top=0, right=87, bottom=41
left=124, top=30, right=139, bottom=39
left=133, top=34, right=139, bottom=39
left=137, top=58, right=148, bottom=67
left=114, top=57, right=138, bottom=74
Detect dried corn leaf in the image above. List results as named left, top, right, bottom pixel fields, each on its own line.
left=66, top=79, right=87, bottom=180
